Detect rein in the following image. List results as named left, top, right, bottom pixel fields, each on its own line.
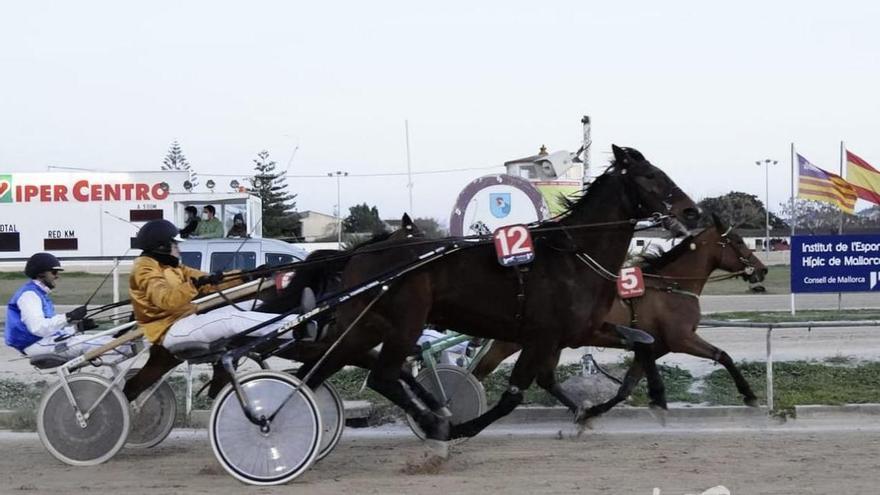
left=222, top=214, right=671, bottom=282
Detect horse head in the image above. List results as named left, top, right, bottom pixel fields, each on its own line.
left=709, top=212, right=768, bottom=283
left=611, top=144, right=700, bottom=237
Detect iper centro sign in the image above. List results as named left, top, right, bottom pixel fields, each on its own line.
left=0, top=174, right=170, bottom=203
left=791, top=234, right=880, bottom=293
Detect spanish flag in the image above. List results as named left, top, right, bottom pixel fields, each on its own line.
left=846, top=150, right=880, bottom=205
left=797, top=154, right=857, bottom=214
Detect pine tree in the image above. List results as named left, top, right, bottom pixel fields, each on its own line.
left=343, top=203, right=385, bottom=234
left=161, top=140, right=198, bottom=187
left=250, top=150, right=300, bottom=238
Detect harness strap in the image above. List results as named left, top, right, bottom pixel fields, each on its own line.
left=513, top=266, right=529, bottom=321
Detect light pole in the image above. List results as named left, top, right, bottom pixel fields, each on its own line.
left=756, top=159, right=778, bottom=255
left=328, top=171, right=348, bottom=249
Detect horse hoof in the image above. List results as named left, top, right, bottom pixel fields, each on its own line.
left=744, top=396, right=759, bottom=408
left=648, top=404, right=668, bottom=427
left=424, top=439, right=449, bottom=460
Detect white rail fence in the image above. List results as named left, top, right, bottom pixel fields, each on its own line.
left=698, top=319, right=880, bottom=411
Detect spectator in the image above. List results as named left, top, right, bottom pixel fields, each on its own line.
left=179, top=206, right=199, bottom=239
left=193, top=205, right=223, bottom=239
left=227, top=213, right=248, bottom=238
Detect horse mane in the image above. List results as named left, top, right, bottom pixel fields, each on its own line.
left=543, top=162, right=619, bottom=224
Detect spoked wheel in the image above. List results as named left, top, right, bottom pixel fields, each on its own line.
left=125, top=369, right=177, bottom=449
left=313, top=382, right=345, bottom=461
left=209, top=371, right=322, bottom=486
left=37, top=373, right=130, bottom=466
left=406, top=364, right=487, bottom=440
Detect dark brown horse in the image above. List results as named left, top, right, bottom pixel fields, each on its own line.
left=471, top=213, right=768, bottom=420
left=296, top=145, right=700, bottom=442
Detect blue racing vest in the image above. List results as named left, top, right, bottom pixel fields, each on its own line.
left=5, top=280, right=56, bottom=352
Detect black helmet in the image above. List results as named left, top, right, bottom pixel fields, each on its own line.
left=134, top=219, right=183, bottom=253
left=25, top=253, right=63, bottom=279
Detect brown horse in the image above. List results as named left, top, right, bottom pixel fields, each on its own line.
left=471, top=213, right=768, bottom=419
left=296, top=145, right=700, bottom=442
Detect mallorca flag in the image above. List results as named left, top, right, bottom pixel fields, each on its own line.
left=797, top=154, right=857, bottom=214
left=846, top=150, right=880, bottom=205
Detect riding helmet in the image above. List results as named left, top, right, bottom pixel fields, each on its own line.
left=24, top=253, right=64, bottom=279
left=134, top=219, right=184, bottom=253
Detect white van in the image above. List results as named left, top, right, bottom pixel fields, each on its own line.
left=178, top=238, right=309, bottom=273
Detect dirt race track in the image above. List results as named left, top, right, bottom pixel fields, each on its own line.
left=2, top=426, right=879, bottom=495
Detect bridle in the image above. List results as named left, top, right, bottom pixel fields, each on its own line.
left=716, top=227, right=758, bottom=280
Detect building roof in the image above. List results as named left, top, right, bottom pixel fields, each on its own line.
left=299, top=210, right=336, bottom=220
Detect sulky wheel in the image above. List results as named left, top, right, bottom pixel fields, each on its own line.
left=313, top=382, right=345, bottom=461
left=125, top=369, right=177, bottom=449
left=37, top=373, right=130, bottom=466
left=209, top=370, right=322, bottom=486
left=406, top=363, right=487, bottom=440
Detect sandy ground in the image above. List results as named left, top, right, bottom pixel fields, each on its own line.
left=2, top=425, right=879, bottom=495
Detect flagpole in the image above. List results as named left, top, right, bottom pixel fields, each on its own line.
left=790, top=142, right=796, bottom=316
left=838, top=140, right=845, bottom=311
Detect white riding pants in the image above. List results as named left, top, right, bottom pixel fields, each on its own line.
left=162, top=306, right=299, bottom=350
left=24, top=328, right=121, bottom=361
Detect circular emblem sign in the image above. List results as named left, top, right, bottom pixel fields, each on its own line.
left=449, top=174, right=549, bottom=237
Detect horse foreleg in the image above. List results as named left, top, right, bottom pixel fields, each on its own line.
left=637, top=341, right=667, bottom=410
left=674, top=333, right=758, bottom=407
left=535, top=349, right=579, bottom=413
left=577, top=360, right=645, bottom=423
left=449, top=342, right=550, bottom=439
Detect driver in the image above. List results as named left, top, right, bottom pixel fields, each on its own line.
left=4, top=253, right=107, bottom=359
left=129, top=219, right=299, bottom=350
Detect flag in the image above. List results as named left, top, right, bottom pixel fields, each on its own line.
left=797, top=154, right=857, bottom=214
left=846, top=150, right=880, bottom=205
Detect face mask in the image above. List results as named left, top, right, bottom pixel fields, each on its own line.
left=202, top=213, right=210, bottom=220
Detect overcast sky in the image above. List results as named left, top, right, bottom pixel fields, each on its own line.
left=2, top=1, right=878, bottom=225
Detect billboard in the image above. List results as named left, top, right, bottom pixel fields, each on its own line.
left=790, top=234, right=880, bottom=293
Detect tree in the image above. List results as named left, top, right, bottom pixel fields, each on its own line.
left=343, top=203, right=385, bottom=234
left=779, top=199, right=880, bottom=234
left=698, top=191, right=786, bottom=229
left=250, top=150, right=300, bottom=238
left=161, top=140, right=198, bottom=187
left=413, top=217, right=446, bottom=238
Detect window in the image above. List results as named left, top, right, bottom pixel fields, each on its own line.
left=210, top=251, right=257, bottom=272
left=0, top=232, right=20, bottom=252
left=265, top=253, right=295, bottom=267
left=635, top=240, right=645, bottom=247
left=130, top=209, right=164, bottom=222
left=180, top=252, right=202, bottom=270
left=44, top=238, right=78, bottom=250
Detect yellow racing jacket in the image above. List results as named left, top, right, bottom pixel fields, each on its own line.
left=129, top=255, right=240, bottom=343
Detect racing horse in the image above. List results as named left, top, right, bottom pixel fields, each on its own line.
left=296, top=145, right=700, bottom=442
left=470, top=213, right=768, bottom=420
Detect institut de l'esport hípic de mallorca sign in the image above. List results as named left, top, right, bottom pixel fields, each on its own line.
left=791, top=234, right=880, bottom=293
